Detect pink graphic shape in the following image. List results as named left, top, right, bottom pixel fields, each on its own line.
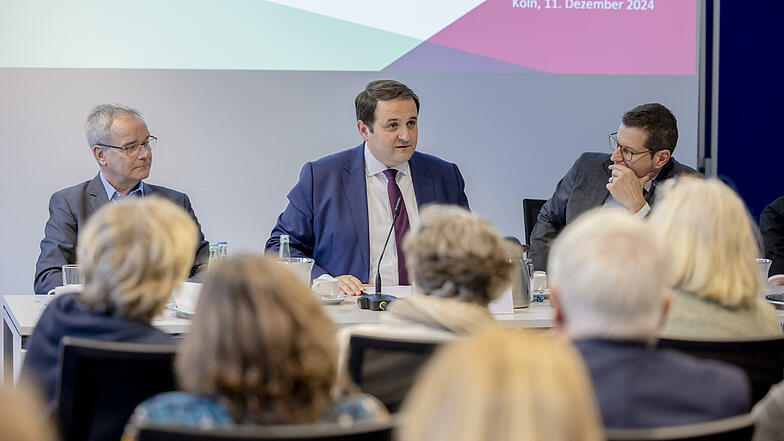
left=426, top=0, right=697, bottom=75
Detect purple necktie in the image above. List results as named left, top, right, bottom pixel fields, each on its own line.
left=383, top=169, right=410, bottom=285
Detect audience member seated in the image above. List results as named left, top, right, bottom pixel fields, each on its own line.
left=340, top=204, right=518, bottom=343
left=399, top=327, right=604, bottom=441
left=122, top=255, right=387, bottom=441
left=752, top=379, right=784, bottom=441
left=761, top=195, right=784, bottom=286
left=650, top=177, right=782, bottom=337
left=548, top=209, right=752, bottom=428
left=22, top=197, right=197, bottom=411
left=0, top=384, right=56, bottom=441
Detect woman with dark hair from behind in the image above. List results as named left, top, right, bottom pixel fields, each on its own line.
left=122, top=254, right=387, bottom=440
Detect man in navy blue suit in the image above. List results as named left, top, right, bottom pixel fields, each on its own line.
left=266, top=80, right=469, bottom=295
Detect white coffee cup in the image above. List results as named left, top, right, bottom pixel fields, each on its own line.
left=312, top=278, right=340, bottom=299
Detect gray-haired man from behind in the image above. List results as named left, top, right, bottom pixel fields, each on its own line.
left=548, top=209, right=751, bottom=428
left=33, top=104, right=209, bottom=294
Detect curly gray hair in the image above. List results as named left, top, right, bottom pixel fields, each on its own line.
left=402, top=205, right=519, bottom=305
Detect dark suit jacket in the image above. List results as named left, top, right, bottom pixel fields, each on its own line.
left=529, top=152, right=696, bottom=270
left=33, top=174, right=210, bottom=294
left=575, top=338, right=751, bottom=429
left=761, top=196, right=784, bottom=276
left=265, top=144, right=469, bottom=282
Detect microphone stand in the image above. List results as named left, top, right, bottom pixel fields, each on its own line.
left=359, top=196, right=402, bottom=311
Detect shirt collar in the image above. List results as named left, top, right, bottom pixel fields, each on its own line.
left=99, top=171, right=144, bottom=201
left=364, top=142, right=410, bottom=178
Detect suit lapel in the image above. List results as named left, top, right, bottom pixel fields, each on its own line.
left=87, top=173, right=110, bottom=216
left=342, top=146, right=370, bottom=272
left=579, top=157, right=612, bottom=214
left=409, top=152, right=434, bottom=207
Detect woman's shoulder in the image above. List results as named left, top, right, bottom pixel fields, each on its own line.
left=123, top=392, right=234, bottom=440
left=322, top=393, right=389, bottom=424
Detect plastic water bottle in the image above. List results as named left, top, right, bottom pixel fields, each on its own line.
left=218, top=242, right=228, bottom=258
left=279, top=235, right=291, bottom=260
left=209, top=243, right=218, bottom=264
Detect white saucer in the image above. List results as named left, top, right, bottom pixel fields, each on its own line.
left=319, top=295, right=347, bottom=305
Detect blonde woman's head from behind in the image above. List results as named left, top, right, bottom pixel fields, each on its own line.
left=77, top=196, right=198, bottom=321
left=400, top=328, right=603, bottom=441
left=650, top=177, right=760, bottom=307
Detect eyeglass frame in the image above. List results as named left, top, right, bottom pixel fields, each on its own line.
left=96, top=135, right=157, bottom=154
left=608, top=132, right=662, bottom=162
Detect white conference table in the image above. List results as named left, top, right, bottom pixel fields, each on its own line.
left=0, top=294, right=554, bottom=385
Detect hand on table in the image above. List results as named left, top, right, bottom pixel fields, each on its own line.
left=607, top=163, right=650, bottom=214
left=336, top=275, right=371, bottom=296
left=769, top=276, right=784, bottom=287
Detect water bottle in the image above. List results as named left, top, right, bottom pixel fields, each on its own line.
left=218, top=242, right=228, bottom=258
left=209, top=243, right=218, bottom=264
left=279, top=235, right=291, bottom=260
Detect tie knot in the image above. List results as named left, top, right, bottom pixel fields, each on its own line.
left=383, top=169, right=398, bottom=181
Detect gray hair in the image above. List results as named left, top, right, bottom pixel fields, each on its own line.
left=85, top=104, right=144, bottom=148
left=548, top=209, right=670, bottom=340
left=402, top=205, right=519, bottom=306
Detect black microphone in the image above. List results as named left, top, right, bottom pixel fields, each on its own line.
left=375, top=196, right=403, bottom=295
left=358, top=196, right=403, bottom=311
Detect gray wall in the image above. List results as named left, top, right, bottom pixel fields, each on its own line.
left=0, top=69, right=698, bottom=293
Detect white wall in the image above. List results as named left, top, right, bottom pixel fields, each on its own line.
left=0, top=69, right=698, bottom=293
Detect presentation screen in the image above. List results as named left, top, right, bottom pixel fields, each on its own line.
left=0, top=0, right=700, bottom=292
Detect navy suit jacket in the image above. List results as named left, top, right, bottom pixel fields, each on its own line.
left=575, top=338, right=751, bottom=429
left=266, top=145, right=469, bottom=282
left=34, top=174, right=210, bottom=294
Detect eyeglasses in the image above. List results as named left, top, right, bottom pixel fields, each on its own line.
left=608, top=132, right=657, bottom=162
left=97, top=136, right=157, bottom=155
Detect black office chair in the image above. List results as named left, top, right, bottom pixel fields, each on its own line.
left=346, top=334, right=443, bottom=413
left=138, top=418, right=396, bottom=441
left=605, top=413, right=754, bottom=440
left=657, top=335, right=784, bottom=404
left=56, top=336, right=178, bottom=441
left=522, top=198, right=547, bottom=246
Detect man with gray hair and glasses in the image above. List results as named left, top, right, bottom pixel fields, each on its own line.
left=549, top=209, right=750, bottom=428
left=33, top=104, right=209, bottom=294
left=529, top=103, right=695, bottom=270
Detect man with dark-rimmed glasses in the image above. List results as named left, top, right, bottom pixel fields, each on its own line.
left=529, top=103, right=696, bottom=270
left=33, top=104, right=209, bottom=294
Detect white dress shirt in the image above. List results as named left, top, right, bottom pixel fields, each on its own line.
left=365, top=143, right=420, bottom=286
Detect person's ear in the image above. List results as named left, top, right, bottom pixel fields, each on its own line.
left=357, top=120, right=371, bottom=141
left=654, top=149, right=671, bottom=169
left=658, top=288, right=673, bottom=328
left=92, top=145, right=107, bottom=166
left=550, top=283, right=565, bottom=329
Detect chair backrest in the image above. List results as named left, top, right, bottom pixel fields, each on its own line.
left=605, top=413, right=754, bottom=440
left=137, top=418, right=396, bottom=441
left=657, top=335, right=784, bottom=404
left=522, top=198, right=547, bottom=246
left=56, top=336, right=178, bottom=441
left=346, top=334, right=442, bottom=413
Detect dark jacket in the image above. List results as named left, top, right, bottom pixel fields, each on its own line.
left=21, top=293, right=175, bottom=411
left=574, top=338, right=751, bottom=429
left=34, top=174, right=210, bottom=294
left=529, top=153, right=696, bottom=270
left=761, top=196, right=784, bottom=276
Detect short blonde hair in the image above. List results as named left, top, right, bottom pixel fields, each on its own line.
left=176, top=254, right=339, bottom=425
left=649, top=178, right=760, bottom=307
left=77, top=196, right=198, bottom=321
left=400, top=328, right=603, bottom=441
left=403, top=205, right=519, bottom=305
